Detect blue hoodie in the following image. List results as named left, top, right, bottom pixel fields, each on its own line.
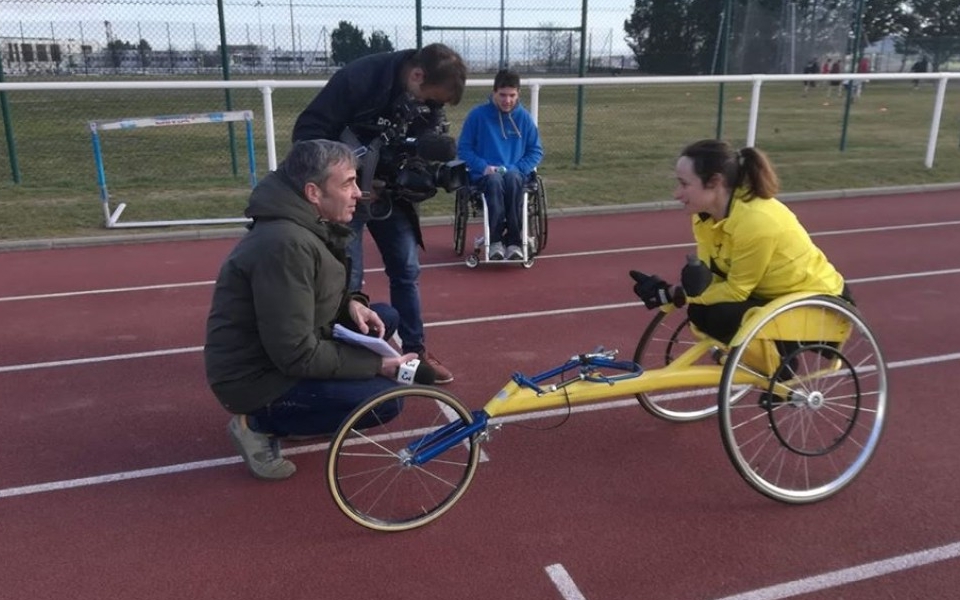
left=458, top=96, right=544, bottom=184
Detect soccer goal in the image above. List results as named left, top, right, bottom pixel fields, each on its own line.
left=88, top=110, right=257, bottom=228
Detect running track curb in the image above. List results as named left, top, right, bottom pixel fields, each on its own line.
left=3, top=181, right=959, bottom=252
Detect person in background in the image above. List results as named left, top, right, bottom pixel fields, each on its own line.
left=853, top=55, right=870, bottom=98
left=911, top=55, right=929, bottom=89
left=802, top=57, right=819, bottom=96
left=827, top=59, right=842, bottom=97
left=291, top=43, right=467, bottom=384
left=204, top=140, right=429, bottom=480
left=630, top=139, right=852, bottom=346
left=457, top=69, right=544, bottom=261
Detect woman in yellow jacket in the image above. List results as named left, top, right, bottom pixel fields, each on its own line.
left=632, top=139, right=852, bottom=344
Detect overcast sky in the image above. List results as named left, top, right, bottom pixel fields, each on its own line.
left=0, top=0, right=637, bottom=57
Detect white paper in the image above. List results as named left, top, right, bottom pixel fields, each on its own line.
left=332, top=324, right=400, bottom=357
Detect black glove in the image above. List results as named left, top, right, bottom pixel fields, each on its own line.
left=630, top=270, right=683, bottom=309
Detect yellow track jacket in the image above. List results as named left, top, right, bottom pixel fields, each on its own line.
left=687, top=190, right=844, bottom=306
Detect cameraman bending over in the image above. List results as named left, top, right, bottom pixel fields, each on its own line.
left=292, top=43, right=467, bottom=384
left=458, top=69, right=543, bottom=260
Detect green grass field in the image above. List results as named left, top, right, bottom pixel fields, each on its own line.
left=0, top=78, right=958, bottom=240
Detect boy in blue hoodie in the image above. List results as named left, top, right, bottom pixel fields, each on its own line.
left=458, top=69, right=544, bottom=260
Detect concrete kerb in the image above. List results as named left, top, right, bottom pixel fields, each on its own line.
left=2, top=181, right=959, bottom=253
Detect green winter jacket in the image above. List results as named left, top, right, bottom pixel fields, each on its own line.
left=204, top=171, right=381, bottom=414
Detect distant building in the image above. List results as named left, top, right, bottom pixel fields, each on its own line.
left=1, top=36, right=100, bottom=74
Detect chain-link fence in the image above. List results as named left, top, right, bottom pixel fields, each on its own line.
left=1, top=1, right=959, bottom=238
left=0, top=0, right=633, bottom=77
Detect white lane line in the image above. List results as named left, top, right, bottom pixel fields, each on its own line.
left=0, top=396, right=637, bottom=499
left=0, top=302, right=956, bottom=373
left=0, top=347, right=202, bottom=374
left=4, top=215, right=960, bottom=303
left=2, top=280, right=960, bottom=374
left=0, top=351, right=955, bottom=499
left=0, top=281, right=212, bottom=303
left=706, top=541, right=960, bottom=600
left=545, top=564, right=588, bottom=600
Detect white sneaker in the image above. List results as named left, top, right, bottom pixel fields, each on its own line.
left=488, top=241, right=505, bottom=260
left=506, top=245, right=523, bottom=260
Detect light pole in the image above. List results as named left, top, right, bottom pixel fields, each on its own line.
left=289, top=0, right=296, bottom=59
left=255, top=1, right=263, bottom=49
left=499, top=0, right=505, bottom=69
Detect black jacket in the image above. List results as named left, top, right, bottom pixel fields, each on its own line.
left=292, top=50, right=447, bottom=248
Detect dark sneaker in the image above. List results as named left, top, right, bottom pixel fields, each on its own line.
left=227, top=415, right=296, bottom=480
left=420, top=350, right=454, bottom=384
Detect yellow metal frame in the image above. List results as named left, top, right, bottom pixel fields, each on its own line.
left=482, top=292, right=849, bottom=419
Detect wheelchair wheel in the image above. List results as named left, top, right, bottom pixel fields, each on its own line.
left=454, top=188, right=470, bottom=257
left=633, top=309, right=720, bottom=422
left=327, top=385, right=481, bottom=531
left=718, top=296, right=888, bottom=504
left=528, top=176, right=548, bottom=254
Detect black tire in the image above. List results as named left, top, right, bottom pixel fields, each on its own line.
left=327, top=385, right=481, bottom=531
left=632, top=308, right=721, bottom=422
left=718, top=296, right=888, bottom=503
left=529, top=176, right=548, bottom=253
left=454, top=187, right=470, bottom=256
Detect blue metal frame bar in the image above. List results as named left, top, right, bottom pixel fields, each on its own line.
left=512, top=352, right=643, bottom=394
left=409, top=410, right=490, bottom=466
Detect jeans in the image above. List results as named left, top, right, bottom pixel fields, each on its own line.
left=347, top=201, right=425, bottom=355
left=248, top=303, right=403, bottom=436
left=481, top=170, right=524, bottom=247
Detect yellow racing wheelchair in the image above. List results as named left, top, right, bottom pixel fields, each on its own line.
left=326, top=290, right=888, bottom=531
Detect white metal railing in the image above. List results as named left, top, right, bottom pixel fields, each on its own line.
left=1, top=72, right=956, bottom=171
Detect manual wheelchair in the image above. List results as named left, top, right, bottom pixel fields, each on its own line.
left=325, top=288, right=888, bottom=532
left=453, top=172, right=548, bottom=268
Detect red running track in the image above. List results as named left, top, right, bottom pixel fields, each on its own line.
left=2, top=189, right=960, bottom=600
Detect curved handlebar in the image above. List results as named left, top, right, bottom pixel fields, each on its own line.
left=511, top=347, right=643, bottom=395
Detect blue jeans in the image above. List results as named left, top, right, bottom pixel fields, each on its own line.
left=249, top=303, right=403, bottom=436
left=481, top=170, right=524, bottom=247
left=348, top=201, right=425, bottom=355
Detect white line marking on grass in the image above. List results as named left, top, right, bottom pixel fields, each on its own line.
left=706, top=541, right=960, bottom=600
left=545, top=564, right=587, bottom=600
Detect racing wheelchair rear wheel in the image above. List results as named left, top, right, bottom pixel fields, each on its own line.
left=718, top=295, right=888, bottom=504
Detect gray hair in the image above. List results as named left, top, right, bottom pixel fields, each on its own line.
left=277, top=139, right=357, bottom=192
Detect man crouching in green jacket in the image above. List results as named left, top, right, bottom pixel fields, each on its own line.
left=204, top=140, right=428, bottom=480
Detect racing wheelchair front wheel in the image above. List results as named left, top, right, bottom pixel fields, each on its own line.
left=718, top=295, right=888, bottom=504
left=326, top=385, right=482, bottom=531
left=633, top=308, right=721, bottom=422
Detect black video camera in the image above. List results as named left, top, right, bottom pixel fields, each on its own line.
left=376, top=134, right=469, bottom=204
left=350, top=92, right=469, bottom=219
